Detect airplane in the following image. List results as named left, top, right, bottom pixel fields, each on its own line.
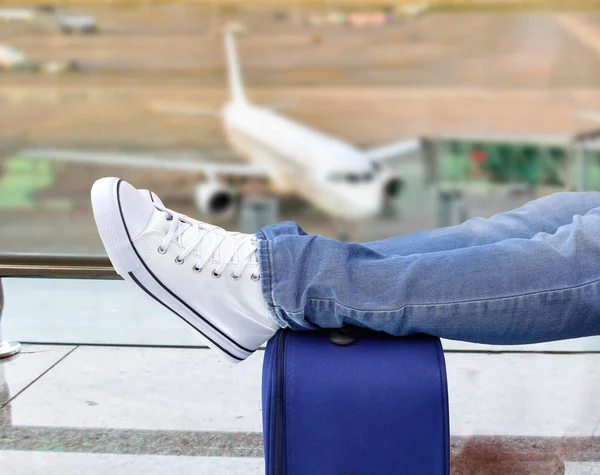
left=57, top=14, right=98, bottom=34
left=0, top=8, right=35, bottom=22
left=0, top=6, right=97, bottom=33
left=0, top=45, right=78, bottom=73
left=402, top=3, right=430, bottom=19
left=19, top=31, right=422, bottom=221
left=0, top=45, right=33, bottom=71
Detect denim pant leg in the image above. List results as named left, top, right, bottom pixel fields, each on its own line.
left=363, top=192, right=600, bottom=255
left=258, top=197, right=600, bottom=345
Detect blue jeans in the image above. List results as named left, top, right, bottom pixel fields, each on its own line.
left=257, top=192, right=600, bottom=345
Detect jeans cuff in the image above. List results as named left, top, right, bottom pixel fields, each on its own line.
left=256, top=230, right=290, bottom=329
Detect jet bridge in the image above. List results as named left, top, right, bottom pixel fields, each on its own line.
left=572, top=127, right=600, bottom=192
left=427, top=132, right=587, bottom=227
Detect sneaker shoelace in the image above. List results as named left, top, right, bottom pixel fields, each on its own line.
left=156, top=207, right=260, bottom=281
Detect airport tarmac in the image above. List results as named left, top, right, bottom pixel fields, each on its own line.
left=3, top=9, right=600, bottom=140
left=2, top=7, right=600, bottom=252
left=2, top=10, right=600, bottom=148
left=3, top=10, right=600, bottom=88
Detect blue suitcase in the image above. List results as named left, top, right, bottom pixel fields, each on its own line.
left=262, top=329, right=450, bottom=475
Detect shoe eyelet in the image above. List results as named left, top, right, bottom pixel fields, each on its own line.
left=175, top=256, right=184, bottom=265
left=165, top=213, right=173, bottom=221
left=192, top=265, right=202, bottom=274
left=230, top=273, right=241, bottom=281
left=157, top=246, right=167, bottom=255
left=250, top=273, right=260, bottom=281
left=211, top=270, right=221, bottom=279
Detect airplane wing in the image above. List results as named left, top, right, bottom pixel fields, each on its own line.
left=363, top=138, right=421, bottom=164
left=18, top=148, right=270, bottom=179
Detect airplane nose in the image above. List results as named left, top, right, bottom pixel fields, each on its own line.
left=334, top=186, right=382, bottom=219
left=349, top=194, right=380, bottom=218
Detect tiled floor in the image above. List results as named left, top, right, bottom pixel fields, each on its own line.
left=1, top=344, right=600, bottom=474
left=5, top=346, right=263, bottom=432
left=4, top=345, right=600, bottom=436
left=446, top=352, right=600, bottom=437
left=0, top=345, right=75, bottom=406
left=566, top=462, right=600, bottom=474
left=0, top=451, right=596, bottom=475
left=0, top=451, right=265, bottom=475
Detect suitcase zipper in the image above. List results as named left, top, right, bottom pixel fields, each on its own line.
left=273, top=329, right=288, bottom=475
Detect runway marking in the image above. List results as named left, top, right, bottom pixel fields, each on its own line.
left=556, top=14, right=600, bottom=56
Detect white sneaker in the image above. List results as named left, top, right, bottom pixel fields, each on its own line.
left=91, top=177, right=280, bottom=363
left=138, top=189, right=164, bottom=207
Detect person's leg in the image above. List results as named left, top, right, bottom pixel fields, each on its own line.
left=93, top=179, right=600, bottom=361
left=258, top=205, right=600, bottom=345
left=362, top=192, right=600, bottom=256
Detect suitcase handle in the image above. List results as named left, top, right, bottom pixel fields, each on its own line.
left=329, top=327, right=360, bottom=346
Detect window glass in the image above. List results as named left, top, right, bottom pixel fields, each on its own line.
left=2, top=5, right=599, bottom=469
left=0, top=3, right=591, bottom=249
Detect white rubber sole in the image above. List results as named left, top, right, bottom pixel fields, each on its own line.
left=91, top=177, right=253, bottom=363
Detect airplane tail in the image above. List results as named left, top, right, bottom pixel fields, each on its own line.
left=224, top=31, right=247, bottom=104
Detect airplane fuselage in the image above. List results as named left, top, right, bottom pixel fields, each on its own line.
left=222, top=101, right=386, bottom=220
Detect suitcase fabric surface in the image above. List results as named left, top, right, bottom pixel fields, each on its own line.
left=262, top=329, right=450, bottom=475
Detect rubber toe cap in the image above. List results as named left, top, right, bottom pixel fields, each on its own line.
left=116, top=180, right=156, bottom=240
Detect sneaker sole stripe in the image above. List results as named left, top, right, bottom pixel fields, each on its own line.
left=127, top=271, right=243, bottom=361
left=115, top=179, right=254, bottom=356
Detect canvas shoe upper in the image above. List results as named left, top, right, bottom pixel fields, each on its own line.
left=138, top=189, right=164, bottom=207
left=92, top=177, right=280, bottom=362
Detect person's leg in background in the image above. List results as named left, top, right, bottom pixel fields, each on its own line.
left=259, top=194, right=600, bottom=345
left=362, top=192, right=600, bottom=256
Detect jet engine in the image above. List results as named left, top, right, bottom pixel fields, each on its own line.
left=383, top=175, right=404, bottom=199
left=194, top=182, right=237, bottom=217
left=380, top=172, right=405, bottom=218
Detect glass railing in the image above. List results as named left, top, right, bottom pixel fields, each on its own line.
left=3, top=252, right=600, bottom=352
left=0, top=253, right=212, bottom=348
